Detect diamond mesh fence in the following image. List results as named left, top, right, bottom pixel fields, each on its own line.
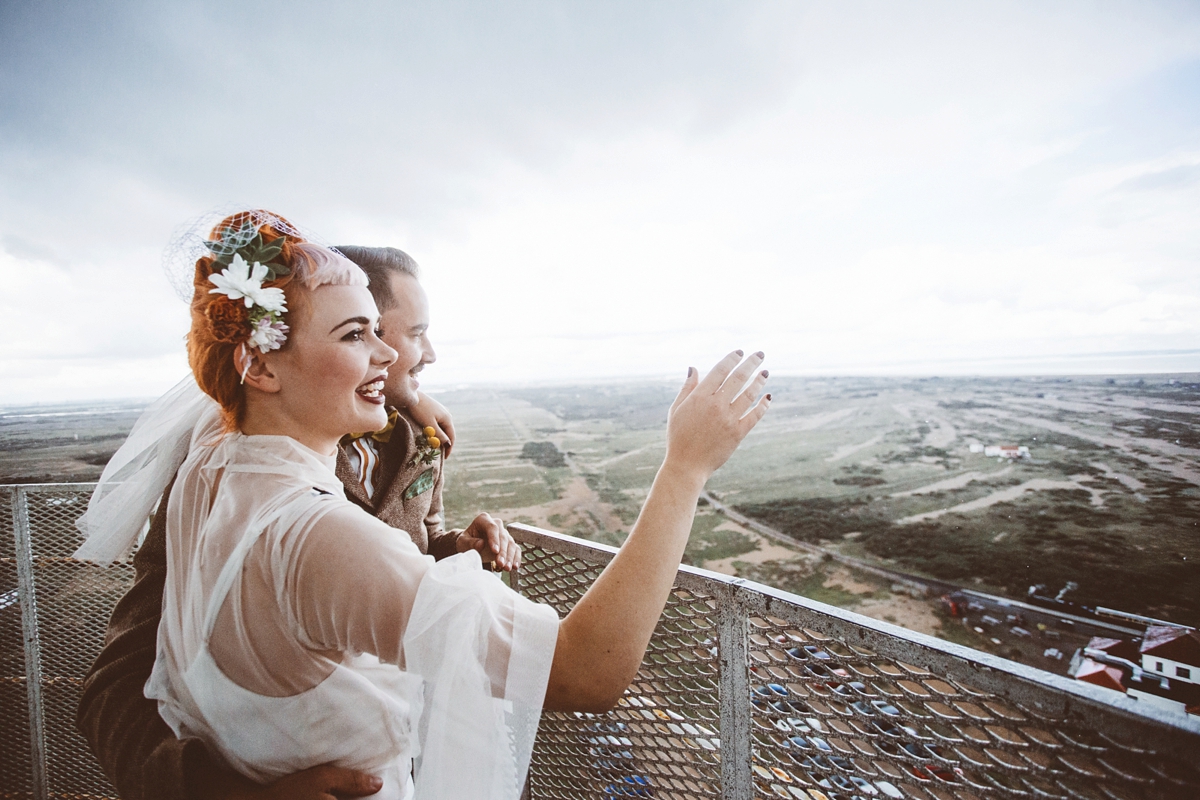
left=1, top=486, right=34, bottom=799
left=2, top=485, right=1198, bottom=800
left=507, top=525, right=1200, bottom=800
left=741, top=612, right=1199, bottom=800
left=516, top=542, right=724, bottom=799
left=3, top=484, right=131, bottom=800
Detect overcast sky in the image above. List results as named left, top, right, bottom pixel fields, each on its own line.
left=2, top=1, right=1198, bottom=403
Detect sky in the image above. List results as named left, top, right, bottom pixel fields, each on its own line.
left=2, top=1, right=1199, bottom=404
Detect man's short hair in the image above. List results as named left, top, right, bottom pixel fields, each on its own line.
left=334, top=246, right=420, bottom=312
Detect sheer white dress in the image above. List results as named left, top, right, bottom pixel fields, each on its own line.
left=142, top=406, right=559, bottom=800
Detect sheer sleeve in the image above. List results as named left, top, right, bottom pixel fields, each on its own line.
left=286, top=506, right=430, bottom=667
left=288, top=505, right=559, bottom=799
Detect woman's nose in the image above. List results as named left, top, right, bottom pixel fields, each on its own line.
left=375, top=339, right=398, bottom=368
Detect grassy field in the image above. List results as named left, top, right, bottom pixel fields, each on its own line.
left=435, top=373, right=1200, bottom=628
left=4, top=372, right=1198, bottom=647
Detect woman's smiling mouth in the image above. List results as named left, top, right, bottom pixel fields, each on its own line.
left=356, top=377, right=386, bottom=404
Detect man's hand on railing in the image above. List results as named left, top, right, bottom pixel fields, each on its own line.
left=223, top=764, right=382, bottom=800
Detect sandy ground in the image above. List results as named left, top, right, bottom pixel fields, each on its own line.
left=703, top=521, right=803, bottom=575
left=971, top=407, right=1200, bottom=487
left=821, top=565, right=877, bottom=595
left=923, top=417, right=957, bottom=449
left=1090, top=461, right=1146, bottom=492
left=855, top=595, right=944, bottom=637
left=493, top=475, right=626, bottom=532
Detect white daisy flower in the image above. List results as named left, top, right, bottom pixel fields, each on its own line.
left=209, top=254, right=287, bottom=313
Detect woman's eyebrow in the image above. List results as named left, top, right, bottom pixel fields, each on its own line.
left=329, top=316, right=374, bottom=334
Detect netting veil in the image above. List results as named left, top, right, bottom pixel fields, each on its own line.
left=73, top=376, right=215, bottom=564
left=162, top=207, right=335, bottom=302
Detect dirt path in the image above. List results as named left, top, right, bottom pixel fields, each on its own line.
left=891, top=467, right=1011, bottom=497
left=897, top=476, right=1100, bottom=523
left=827, top=434, right=885, bottom=462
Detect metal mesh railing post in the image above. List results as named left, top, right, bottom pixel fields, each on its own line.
left=717, top=584, right=751, bottom=800
left=1, top=483, right=128, bottom=800
left=13, top=486, right=48, bottom=800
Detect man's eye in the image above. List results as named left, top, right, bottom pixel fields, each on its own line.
left=374, top=327, right=385, bottom=339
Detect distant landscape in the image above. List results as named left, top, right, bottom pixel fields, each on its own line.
left=3, top=373, right=1198, bottom=676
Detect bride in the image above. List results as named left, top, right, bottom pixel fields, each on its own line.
left=78, top=210, right=770, bottom=799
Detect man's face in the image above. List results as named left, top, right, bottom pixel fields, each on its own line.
left=379, top=272, right=435, bottom=410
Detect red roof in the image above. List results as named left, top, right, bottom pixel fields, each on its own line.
left=1087, top=636, right=1139, bottom=663
left=1140, top=626, right=1200, bottom=667
left=1075, top=659, right=1125, bottom=692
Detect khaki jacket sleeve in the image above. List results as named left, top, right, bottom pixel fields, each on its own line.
left=76, top=483, right=245, bottom=800
left=424, top=461, right=462, bottom=561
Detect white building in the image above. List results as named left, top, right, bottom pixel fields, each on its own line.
left=983, top=444, right=1030, bottom=459
left=1139, top=625, right=1199, bottom=685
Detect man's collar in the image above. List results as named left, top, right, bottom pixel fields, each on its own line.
left=342, top=407, right=401, bottom=445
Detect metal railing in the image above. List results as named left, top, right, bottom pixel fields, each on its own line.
left=3, top=483, right=1199, bottom=800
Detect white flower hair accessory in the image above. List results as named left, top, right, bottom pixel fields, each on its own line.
left=203, top=221, right=291, bottom=354
left=208, top=254, right=287, bottom=313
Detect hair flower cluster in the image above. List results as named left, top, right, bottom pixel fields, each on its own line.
left=209, top=254, right=287, bottom=312
left=203, top=223, right=292, bottom=352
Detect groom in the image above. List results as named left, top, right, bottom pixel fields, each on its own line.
left=77, top=246, right=515, bottom=800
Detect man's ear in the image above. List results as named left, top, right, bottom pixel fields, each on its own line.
left=235, top=346, right=282, bottom=394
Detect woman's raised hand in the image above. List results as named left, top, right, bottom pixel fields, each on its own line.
left=664, top=351, right=770, bottom=483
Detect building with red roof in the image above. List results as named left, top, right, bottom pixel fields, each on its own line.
left=1140, top=625, right=1200, bottom=685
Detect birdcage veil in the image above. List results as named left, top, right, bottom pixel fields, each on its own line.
left=162, top=206, right=341, bottom=302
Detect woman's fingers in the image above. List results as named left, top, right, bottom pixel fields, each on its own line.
left=716, top=351, right=765, bottom=400
left=669, top=366, right=700, bottom=417
left=740, top=392, right=772, bottom=433
left=733, top=368, right=769, bottom=416
left=695, top=350, right=747, bottom=395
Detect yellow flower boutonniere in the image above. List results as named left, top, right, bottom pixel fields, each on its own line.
left=410, top=426, right=442, bottom=467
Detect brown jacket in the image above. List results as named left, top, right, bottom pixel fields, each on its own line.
left=76, top=410, right=457, bottom=800
left=335, top=410, right=461, bottom=560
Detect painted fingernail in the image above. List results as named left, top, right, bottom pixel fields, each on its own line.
left=766, top=393, right=772, bottom=401
left=735, top=349, right=744, bottom=356
left=687, top=366, right=695, bottom=378
left=761, top=370, right=769, bottom=378
left=755, top=351, right=764, bottom=359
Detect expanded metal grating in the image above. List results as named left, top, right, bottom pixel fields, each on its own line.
left=516, top=544, right=724, bottom=799
left=508, top=524, right=1200, bottom=800
left=742, top=614, right=1199, bottom=800
left=3, top=484, right=131, bottom=800
left=3, top=484, right=1199, bottom=800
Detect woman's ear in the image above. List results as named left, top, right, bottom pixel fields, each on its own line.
left=236, top=346, right=282, bottom=393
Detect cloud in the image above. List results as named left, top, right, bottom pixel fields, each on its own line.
left=2, top=1, right=1199, bottom=402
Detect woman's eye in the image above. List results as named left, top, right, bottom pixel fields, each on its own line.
left=342, top=329, right=365, bottom=342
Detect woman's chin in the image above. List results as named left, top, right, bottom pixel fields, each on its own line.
left=353, top=403, right=389, bottom=432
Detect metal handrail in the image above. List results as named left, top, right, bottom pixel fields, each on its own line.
left=4, top=483, right=1199, bottom=800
